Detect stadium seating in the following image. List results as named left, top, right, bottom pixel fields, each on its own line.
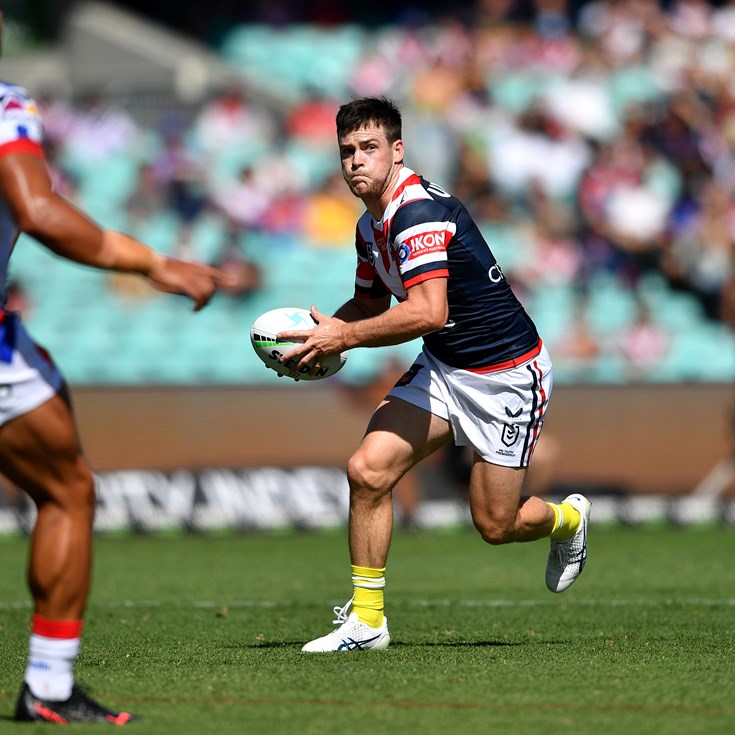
left=13, top=221, right=732, bottom=386
left=221, top=24, right=365, bottom=100
left=14, top=22, right=733, bottom=387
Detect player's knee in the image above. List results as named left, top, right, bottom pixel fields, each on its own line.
left=47, top=459, right=96, bottom=518
left=74, top=464, right=96, bottom=516
left=474, top=516, right=514, bottom=545
left=347, top=452, right=393, bottom=498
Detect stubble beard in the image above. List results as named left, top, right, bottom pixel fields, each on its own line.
left=347, top=178, right=375, bottom=200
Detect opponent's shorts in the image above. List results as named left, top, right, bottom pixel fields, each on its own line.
left=0, top=312, right=63, bottom=428
left=387, top=343, right=553, bottom=468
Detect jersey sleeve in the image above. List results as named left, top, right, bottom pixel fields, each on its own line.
left=354, top=221, right=390, bottom=300
left=0, top=85, right=44, bottom=159
left=392, top=199, right=456, bottom=289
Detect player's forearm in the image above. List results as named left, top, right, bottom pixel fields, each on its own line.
left=333, top=297, right=389, bottom=323
left=341, top=298, right=441, bottom=349
left=96, top=230, right=164, bottom=275
left=3, top=151, right=165, bottom=277
left=340, top=279, right=448, bottom=349
left=24, top=196, right=162, bottom=276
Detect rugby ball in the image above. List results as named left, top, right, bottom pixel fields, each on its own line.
left=250, top=307, right=347, bottom=381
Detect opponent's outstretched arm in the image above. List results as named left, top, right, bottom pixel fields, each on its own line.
left=0, top=151, right=234, bottom=310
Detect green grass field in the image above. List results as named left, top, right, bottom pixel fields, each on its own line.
left=1, top=525, right=733, bottom=734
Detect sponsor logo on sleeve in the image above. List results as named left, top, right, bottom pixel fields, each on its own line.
left=403, top=230, right=449, bottom=259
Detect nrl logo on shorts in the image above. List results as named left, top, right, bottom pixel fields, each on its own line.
left=502, top=406, right=522, bottom=446
left=501, top=423, right=520, bottom=447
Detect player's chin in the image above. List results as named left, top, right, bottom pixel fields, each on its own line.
left=348, top=180, right=370, bottom=195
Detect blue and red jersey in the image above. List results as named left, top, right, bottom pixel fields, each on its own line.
left=0, top=81, right=45, bottom=309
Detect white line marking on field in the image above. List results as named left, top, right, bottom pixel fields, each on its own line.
left=1, top=598, right=734, bottom=610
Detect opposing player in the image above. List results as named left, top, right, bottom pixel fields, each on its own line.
left=0, top=13, right=234, bottom=722
left=279, top=97, right=591, bottom=652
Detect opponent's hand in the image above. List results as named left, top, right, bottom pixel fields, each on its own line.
left=147, top=257, right=237, bottom=311
left=277, top=305, right=346, bottom=376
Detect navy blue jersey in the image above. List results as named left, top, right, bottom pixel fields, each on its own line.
left=354, top=167, right=541, bottom=371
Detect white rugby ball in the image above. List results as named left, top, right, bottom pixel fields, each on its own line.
left=250, top=307, right=347, bottom=381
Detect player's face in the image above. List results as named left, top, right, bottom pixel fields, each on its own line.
left=338, top=124, right=403, bottom=203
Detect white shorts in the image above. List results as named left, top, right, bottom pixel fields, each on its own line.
left=0, top=313, right=63, bottom=427
left=388, top=344, right=553, bottom=468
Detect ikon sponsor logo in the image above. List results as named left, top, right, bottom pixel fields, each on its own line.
left=405, top=231, right=448, bottom=255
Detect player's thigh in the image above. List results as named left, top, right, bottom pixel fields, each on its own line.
left=468, top=453, right=527, bottom=527
left=0, top=391, right=91, bottom=505
left=354, top=396, right=453, bottom=484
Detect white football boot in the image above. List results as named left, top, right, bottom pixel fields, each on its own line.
left=302, top=598, right=390, bottom=652
left=546, top=493, right=592, bottom=593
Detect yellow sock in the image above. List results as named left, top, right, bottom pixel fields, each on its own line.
left=351, top=565, right=385, bottom=628
left=547, top=502, right=581, bottom=541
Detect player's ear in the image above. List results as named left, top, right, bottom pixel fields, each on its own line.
left=393, top=139, right=404, bottom=165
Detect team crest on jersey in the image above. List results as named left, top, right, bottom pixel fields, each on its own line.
left=365, top=244, right=376, bottom=266
left=0, top=88, right=38, bottom=118
left=501, top=423, right=520, bottom=447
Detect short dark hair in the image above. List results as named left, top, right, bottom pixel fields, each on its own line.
left=336, top=97, right=402, bottom=143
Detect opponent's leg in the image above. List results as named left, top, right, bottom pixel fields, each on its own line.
left=1, top=393, right=135, bottom=724
left=302, top=398, right=452, bottom=652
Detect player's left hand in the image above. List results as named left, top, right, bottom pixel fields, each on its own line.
left=277, top=305, right=346, bottom=376
left=148, top=257, right=237, bottom=311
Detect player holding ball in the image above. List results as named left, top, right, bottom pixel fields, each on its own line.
left=278, top=97, right=591, bottom=652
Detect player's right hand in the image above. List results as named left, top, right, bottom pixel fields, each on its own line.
left=147, top=257, right=238, bottom=311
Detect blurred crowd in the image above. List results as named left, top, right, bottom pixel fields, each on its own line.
left=30, top=0, right=735, bottom=380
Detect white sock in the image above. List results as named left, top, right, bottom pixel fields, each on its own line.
left=24, top=633, right=80, bottom=701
